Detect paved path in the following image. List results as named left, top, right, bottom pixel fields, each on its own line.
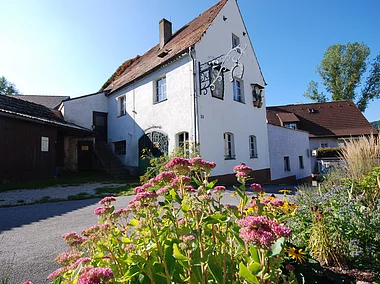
left=0, top=184, right=294, bottom=283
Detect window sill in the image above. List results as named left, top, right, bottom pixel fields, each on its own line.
left=212, top=95, right=224, bottom=100
left=233, top=99, right=245, bottom=104
left=224, top=157, right=236, bottom=160
left=250, top=155, right=258, bottom=159
left=117, top=113, right=126, bottom=118
left=154, top=98, right=168, bottom=105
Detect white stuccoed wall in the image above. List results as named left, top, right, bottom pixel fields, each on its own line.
left=107, top=56, right=194, bottom=167
left=267, top=124, right=311, bottom=181
left=63, top=92, right=108, bottom=130
left=194, top=0, right=269, bottom=176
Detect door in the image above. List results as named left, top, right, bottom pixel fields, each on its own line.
left=93, top=112, right=108, bottom=142
left=77, top=141, right=93, bottom=170
left=138, top=131, right=169, bottom=174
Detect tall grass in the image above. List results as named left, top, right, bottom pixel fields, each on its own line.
left=339, top=135, right=380, bottom=180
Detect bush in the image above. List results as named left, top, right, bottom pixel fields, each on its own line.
left=49, top=158, right=299, bottom=283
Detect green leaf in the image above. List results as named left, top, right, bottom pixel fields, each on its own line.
left=239, top=263, right=259, bottom=284
left=70, top=262, right=82, bottom=281
left=130, top=219, right=139, bottom=226
left=248, top=262, right=262, bottom=275
left=249, top=246, right=260, bottom=263
left=181, top=204, right=190, bottom=213
left=269, top=237, right=285, bottom=257
left=170, top=188, right=182, bottom=204
left=173, top=243, right=187, bottom=261
left=208, top=255, right=223, bottom=283
left=52, top=277, right=62, bottom=284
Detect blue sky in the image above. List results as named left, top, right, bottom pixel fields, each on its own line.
left=1, top=0, right=379, bottom=121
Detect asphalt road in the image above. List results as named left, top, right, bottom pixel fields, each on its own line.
left=0, top=185, right=293, bottom=283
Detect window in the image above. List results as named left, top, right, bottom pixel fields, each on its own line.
left=115, top=140, right=126, bottom=155
left=299, top=156, right=304, bottom=169
left=177, top=132, right=190, bottom=158
left=41, top=137, right=49, bottom=152
left=211, top=69, right=224, bottom=99
left=232, top=33, right=240, bottom=51
left=224, top=132, right=235, bottom=159
left=118, top=96, right=126, bottom=117
left=320, top=141, right=329, bottom=148
left=155, top=77, right=167, bottom=103
left=249, top=135, right=258, bottom=158
left=233, top=79, right=244, bottom=103
left=284, top=123, right=297, bottom=129
left=284, top=156, right=290, bottom=171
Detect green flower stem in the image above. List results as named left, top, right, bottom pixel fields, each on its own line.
left=149, top=217, right=171, bottom=284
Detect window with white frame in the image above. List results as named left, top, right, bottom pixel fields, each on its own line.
left=249, top=135, right=258, bottom=158
left=224, top=132, right=235, bottom=159
left=299, top=156, right=304, bottom=169
left=284, top=156, right=290, bottom=171
left=155, top=76, right=167, bottom=103
left=177, top=132, right=190, bottom=158
left=233, top=78, right=244, bottom=103
left=320, top=141, right=329, bottom=148
left=115, top=140, right=126, bottom=155
left=118, top=96, right=126, bottom=117
left=232, top=33, right=240, bottom=51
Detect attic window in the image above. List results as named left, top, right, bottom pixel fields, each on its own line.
left=158, top=49, right=170, bottom=58
left=308, top=108, right=315, bottom=113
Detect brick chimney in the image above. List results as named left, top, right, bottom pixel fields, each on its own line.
left=159, top=18, right=172, bottom=48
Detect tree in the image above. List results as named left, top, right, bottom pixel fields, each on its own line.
left=304, top=42, right=380, bottom=111
left=0, top=76, right=21, bottom=95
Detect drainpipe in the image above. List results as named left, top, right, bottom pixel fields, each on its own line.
left=189, top=46, right=199, bottom=149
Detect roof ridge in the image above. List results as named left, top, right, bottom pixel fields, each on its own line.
left=104, top=0, right=228, bottom=94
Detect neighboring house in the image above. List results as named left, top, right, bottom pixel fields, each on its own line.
left=63, top=0, right=270, bottom=183
left=0, top=95, right=93, bottom=182
left=267, top=101, right=378, bottom=173
left=267, top=124, right=311, bottom=183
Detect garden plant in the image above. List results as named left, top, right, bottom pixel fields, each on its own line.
left=48, top=158, right=301, bottom=284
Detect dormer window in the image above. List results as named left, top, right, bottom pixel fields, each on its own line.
left=284, top=122, right=297, bottom=129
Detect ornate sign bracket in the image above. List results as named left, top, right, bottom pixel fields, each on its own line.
left=199, top=44, right=247, bottom=96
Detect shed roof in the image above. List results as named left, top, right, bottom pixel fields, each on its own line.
left=9, top=95, right=69, bottom=109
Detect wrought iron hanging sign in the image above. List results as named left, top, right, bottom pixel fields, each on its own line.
left=199, top=44, right=247, bottom=96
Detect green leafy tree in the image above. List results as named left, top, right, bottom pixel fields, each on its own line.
left=304, top=42, right=380, bottom=111
left=0, top=76, right=21, bottom=95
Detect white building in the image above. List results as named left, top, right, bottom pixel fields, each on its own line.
left=63, top=0, right=271, bottom=183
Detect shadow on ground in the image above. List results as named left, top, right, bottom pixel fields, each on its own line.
left=0, top=198, right=101, bottom=232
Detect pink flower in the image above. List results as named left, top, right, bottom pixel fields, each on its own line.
left=47, top=267, right=68, bottom=280
left=154, top=171, right=176, bottom=183
left=250, top=183, right=264, bottom=193
left=99, top=196, right=116, bottom=205
left=133, top=183, right=152, bottom=194
left=213, top=185, right=226, bottom=193
left=233, top=164, right=252, bottom=173
left=54, top=252, right=81, bottom=265
left=157, top=186, right=170, bottom=195
left=62, top=232, right=86, bottom=246
left=184, top=185, right=197, bottom=193
left=237, top=216, right=291, bottom=249
left=165, top=157, right=191, bottom=174
left=70, top=257, right=91, bottom=269
left=82, top=225, right=101, bottom=236
left=94, top=206, right=110, bottom=216
left=77, top=267, right=114, bottom=284
left=285, top=264, right=295, bottom=271
left=113, top=208, right=129, bottom=216
left=260, top=198, right=271, bottom=205
left=270, top=199, right=284, bottom=207
left=189, top=157, right=216, bottom=172
left=23, top=281, right=33, bottom=284
left=236, top=172, right=248, bottom=178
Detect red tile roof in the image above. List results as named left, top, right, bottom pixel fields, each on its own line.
left=104, top=0, right=227, bottom=94
left=267, top=101, right=378, bottom=138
